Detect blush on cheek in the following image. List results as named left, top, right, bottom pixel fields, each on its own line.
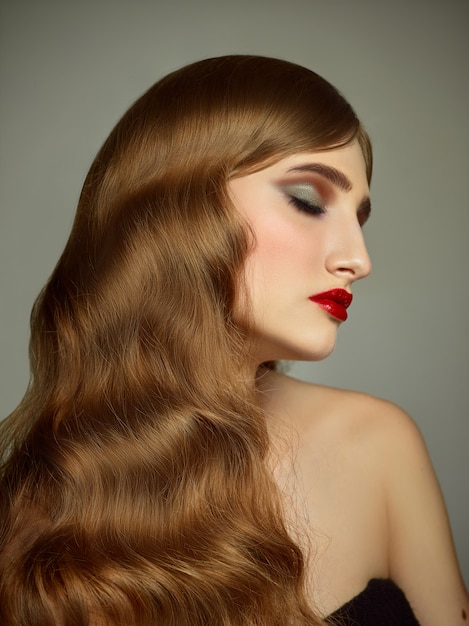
left=255, top=221, right=300, bottom=261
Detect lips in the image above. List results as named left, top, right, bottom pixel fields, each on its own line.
left=309, top=288, right=353, bottom=322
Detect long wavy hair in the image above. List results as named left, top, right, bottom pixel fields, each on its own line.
left=0, top=55, right=371, bottom=625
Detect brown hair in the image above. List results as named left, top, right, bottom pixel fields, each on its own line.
left=0, top=55, right=371, bottom=625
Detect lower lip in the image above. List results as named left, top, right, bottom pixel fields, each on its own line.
left=309, top=298, right=349, bottom=321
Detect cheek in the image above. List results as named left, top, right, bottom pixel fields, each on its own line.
left=235, top=223, right=294, bottom=315
left=250, top=218, right=299, bottom=270
left=249, top=219, right=320, bottom=295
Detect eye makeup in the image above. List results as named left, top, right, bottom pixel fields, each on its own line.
left=280, top=182, right=326, bottom=216
left=279, top=176, right=371, bottom=227
left=356, top=198, right=372, bottom=226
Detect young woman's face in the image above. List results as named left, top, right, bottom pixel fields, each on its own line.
left=229, top=140, right=371, bottom=364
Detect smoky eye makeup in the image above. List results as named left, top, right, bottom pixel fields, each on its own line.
left=280, top=182, right=326, bottom=216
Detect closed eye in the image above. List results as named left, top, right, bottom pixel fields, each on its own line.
left=287, top=195, right=326, bottom=216
left=281, top=183, right=326, bottom=217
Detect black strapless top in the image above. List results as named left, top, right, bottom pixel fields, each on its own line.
left=326, top=578, right=420, bottom=625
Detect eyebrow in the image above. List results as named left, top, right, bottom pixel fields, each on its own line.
left=287, top=163, right=353, bottom=192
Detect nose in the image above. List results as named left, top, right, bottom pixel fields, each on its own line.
left=326, top=223, right=372, bottom=282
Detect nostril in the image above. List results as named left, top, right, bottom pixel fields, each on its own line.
left=337, top=266, right=357, bottom=275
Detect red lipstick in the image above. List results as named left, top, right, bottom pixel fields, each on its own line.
left=309, top=289, right=352, bottom=322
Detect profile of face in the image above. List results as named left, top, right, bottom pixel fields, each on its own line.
left=230, top=140, right=371, bottom=365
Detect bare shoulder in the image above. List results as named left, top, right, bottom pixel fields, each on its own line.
left=261, top=369, right=418, bottom=452
left=270, top=371, right=431, bottom=500
left=262, top=371, right=469, bottom=625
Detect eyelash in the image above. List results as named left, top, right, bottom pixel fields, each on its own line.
left=289, top=195, right=371, bottom=229
left=287, top=195, right=326, bottom=216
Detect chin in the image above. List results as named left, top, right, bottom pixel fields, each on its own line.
left=291, top=344, right=336, bottom=363
left=290, top=328, right=339, bottom=362
left=257, top=334, right=338, bottom=363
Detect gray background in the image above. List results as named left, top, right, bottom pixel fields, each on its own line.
left=1, top=0, right=468, bottom=586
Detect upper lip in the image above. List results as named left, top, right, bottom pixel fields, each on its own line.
left=309, top=288, right=352, bottom=307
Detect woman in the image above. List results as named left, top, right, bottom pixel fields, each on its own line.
left=0, top=55, right=467, bottom=625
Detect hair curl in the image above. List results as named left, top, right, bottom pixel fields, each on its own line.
left=0, top=55, right=371, bottom=625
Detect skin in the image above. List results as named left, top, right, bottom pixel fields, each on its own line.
left=230, top=141, right=371, bottom=367
left=229, top=141, right=469, bottom=624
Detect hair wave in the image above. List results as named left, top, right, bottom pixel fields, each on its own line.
left=0, top=55, right=371, bottom=625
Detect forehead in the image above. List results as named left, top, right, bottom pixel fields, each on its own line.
left=232, top=141, right=369, bottom=192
